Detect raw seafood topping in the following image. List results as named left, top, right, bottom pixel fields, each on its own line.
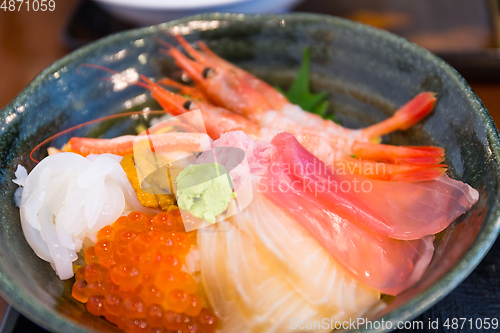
left=13, top=34, right=481, bottom=333
left=72, top=210, right=218, bottom=333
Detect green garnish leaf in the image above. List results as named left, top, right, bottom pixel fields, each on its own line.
left=280, top=47, right=334, bottom=121
left=313, top=100, right=330, bottom=118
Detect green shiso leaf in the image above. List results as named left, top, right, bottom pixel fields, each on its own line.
left=279, top=47, right=336, bottom=121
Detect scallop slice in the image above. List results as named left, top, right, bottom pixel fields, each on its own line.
left=198, top=182, right=380, bottom=333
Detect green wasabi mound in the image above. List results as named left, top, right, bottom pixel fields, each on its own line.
left=176, top=163, right=234, bottom=223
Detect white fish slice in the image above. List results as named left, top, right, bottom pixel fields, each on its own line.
left=235, top=186, right=381, bottom=313
left=198, top=185, right=380, bottom=333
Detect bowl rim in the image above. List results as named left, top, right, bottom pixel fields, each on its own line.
left=1, top=12, right=500, bottom=333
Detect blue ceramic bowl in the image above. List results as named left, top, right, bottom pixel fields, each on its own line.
left=0, top=13, right=499, bottom=333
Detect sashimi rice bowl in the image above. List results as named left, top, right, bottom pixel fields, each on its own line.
left=1, top=13, right=500, bottom=333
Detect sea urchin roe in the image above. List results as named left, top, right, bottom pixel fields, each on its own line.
left=72, top=210, right=217, bottom=333
left=120, top=154, right=176, bottom=211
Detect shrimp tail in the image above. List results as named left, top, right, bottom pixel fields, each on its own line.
left=350, top=141, right=445, bottom=165
left=391, top=165, right=447, bottom=182
left=337, top=156, right=446, bottom=182
left=362, top=92, right=437, bottom=139
left=288, top=129, right=446, bottom=181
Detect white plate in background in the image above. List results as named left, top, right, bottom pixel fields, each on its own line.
left=94, top=0, right=303, bottom=26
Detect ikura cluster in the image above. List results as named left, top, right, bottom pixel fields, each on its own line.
left=71, top=210, right=218, bottom=333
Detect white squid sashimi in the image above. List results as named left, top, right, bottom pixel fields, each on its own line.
left=16, top=152, right=149, bottom=280
left=198, top=180, right=380, bottom=333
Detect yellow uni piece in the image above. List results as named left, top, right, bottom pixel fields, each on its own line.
left=120, top=154, right=176, bottom=210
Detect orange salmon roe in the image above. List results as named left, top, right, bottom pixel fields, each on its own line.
left=72, top=210, right=217, bottom=333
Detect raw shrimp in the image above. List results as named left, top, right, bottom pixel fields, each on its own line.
left=75, top=61, right=444, bottom=181
left=65, top=132, right=212, bottom=157
left=144, top=82, right=445, bottom=181
left=172, top=35, right=289, bottom=110
left=164, top=35, right=437, bottom=142
left=157, top=38, right=445, bottom=177
left=142, top=75, right=261, bottom=139
left=156, top=72, right=443, bottom=164
left=161, top=38, right=272, bottom=122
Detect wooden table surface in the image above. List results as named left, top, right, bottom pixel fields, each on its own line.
left=1, top=0, right=500, bottom=326
left=0, top=0, right=79, bottom=322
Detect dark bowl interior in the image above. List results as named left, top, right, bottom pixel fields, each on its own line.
left=0, top=13, right=500, bottom=333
